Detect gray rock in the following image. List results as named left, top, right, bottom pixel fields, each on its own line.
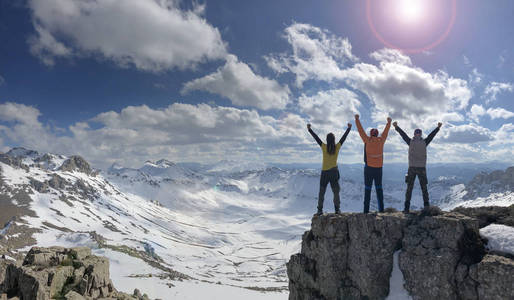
left=287, top=208, right=513, bottom=300
left=471, top=254, right=514, bottom=300
left=288, top=212, right=406, bottom=300
left=59, top=156, right=93, bottom=175
left=65, top=290, right=85, bottom=300
left=0, top=246, right=146, bottom=300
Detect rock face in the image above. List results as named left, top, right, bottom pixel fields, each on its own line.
left=287, top=207, right=514, bottom=300
left=464, top=167, right=514, bottom=199
left=0, top=246, right=149, bottom=300
left=59, top=156, right=94, bottom=176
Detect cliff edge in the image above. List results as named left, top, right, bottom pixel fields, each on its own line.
left=287, top=206, right=514, bottom=300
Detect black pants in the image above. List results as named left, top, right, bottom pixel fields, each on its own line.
left=318, top=167, right=340, bottom=212
left=364, top=166, right=384, bottom=213
left=404, top=166, right=429, bottom=211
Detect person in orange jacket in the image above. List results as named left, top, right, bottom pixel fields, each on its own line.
left=355, top=114, right=391, bottom=213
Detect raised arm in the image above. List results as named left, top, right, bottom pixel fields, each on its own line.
left=393, top=122, right=411, bottom=145
left=381, top=117, right=392, bottom=140
left=354, top=115, right=368, bottom=142
left=425, top=122, right=442, bottom=146
left=338, top=123, right=352, bottom=145
left=307, top=124, right=323, bottom=147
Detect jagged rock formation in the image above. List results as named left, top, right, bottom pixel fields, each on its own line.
left=287, top=207, right=514, bottom=300
left=464, top=167, right=514, bottom=200
left=0, top=246, right=149, bottom=300
left=59, top=156, right=95, bottom=176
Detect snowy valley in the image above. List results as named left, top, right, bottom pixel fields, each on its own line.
left=0, top=147, right=512, bottom=299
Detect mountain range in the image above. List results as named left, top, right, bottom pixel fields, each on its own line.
left=0, top=147, right=512, bottom=299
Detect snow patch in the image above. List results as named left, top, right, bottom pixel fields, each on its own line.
left=386, top=251, right=412, bottom=300
left=480, top=224, right=514, bottom=256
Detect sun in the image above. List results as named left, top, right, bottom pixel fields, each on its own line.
left=396, top=0, right=426, bottom=23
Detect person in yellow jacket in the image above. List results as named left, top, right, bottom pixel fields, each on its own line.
left=307, top=123, right=352, bottom=215
left=355, top=114, right=391, bottom=213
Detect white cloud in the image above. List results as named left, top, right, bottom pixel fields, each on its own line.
left=369, top=48, right=412, bottom=66
left=266, top=24, right=472, bottom=129
left=0, top=101, right=312, bottom=167
left=468, top=104, right=514, bottom=121
left=28, top=0, right=227, bottom=71
left=182, top=55, right=291, bottom=110
left=439, top=124, right=493, bottom=144
left=341, top=50, right=471, bottom=128
left=298, top=89, right=360, bottom=128
left=483, top=81, right=513, bottom=103
left=485, top=107, right=514, bottom=120
left=469, top=104, right=486, bottom=122
left=469, top=68, right=482, bottom=85
left=264, top=23, right=357, bottom=86
left=0, top=102, right=42, bottom=127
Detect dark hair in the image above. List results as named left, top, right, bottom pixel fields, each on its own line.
left=326, top=133, right=336, bottom=155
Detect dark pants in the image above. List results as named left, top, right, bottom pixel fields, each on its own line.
left=404, top=166, right=429, bottom=211
left=364, top=166, right=384, bottom=213
left=318, top=167, right=340, bottom=212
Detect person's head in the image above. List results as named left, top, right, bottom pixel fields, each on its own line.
left=326, top=133, right=336, bottom=155
left=370, top=128, right=379, bottom=137
left=414, top=128, right=422, bottom=137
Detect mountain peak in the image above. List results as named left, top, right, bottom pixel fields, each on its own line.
left=59, top=155, right=94, bottom=175
left=6, top=147, right=39, bottom=158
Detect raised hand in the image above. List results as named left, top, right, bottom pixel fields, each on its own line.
left=387, top=117, right=392, bottom=123
left=393, top=121, right=398, bottom=127
left=438, top=122, right=442, bottom=128
left=355, top=114, right=360, bottom=120
left=307, top=123, right=311, bottom=130
left=347, top=123, right=352, bottom=128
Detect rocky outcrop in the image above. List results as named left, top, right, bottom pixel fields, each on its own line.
left=0, top=246, right=149, bottom=300
left=59, top=156, right=94, bottom=176
left=287, top=207, right=514, bottom=300
left=464, top=167, right=514, bottom=199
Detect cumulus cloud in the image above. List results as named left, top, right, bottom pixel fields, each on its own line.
left=182, top=55, right=291, bottom=110
left=298, top=89, right=360, bottom=128
left=483, top=81, right=513, bottom=103
left=28, top=0, right=226, bottom=71
left=265, top=23, right=357, bottom=86
left=0, top=101, right=312, bottom=167
left=468, top=104, right=514, bottom=121
left=340, top=49, right=471, bottom=127
left=439, top=124, right=493, bottom=144
left=266, top=24, right=472, bottom=129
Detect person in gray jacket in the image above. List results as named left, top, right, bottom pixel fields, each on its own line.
left=393, top=121, right=442, bottom=212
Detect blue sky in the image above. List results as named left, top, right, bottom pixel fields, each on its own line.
left=0, top=0, right=513, bottom=168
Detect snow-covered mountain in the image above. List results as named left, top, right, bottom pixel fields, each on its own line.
left=440, top=166, right=514, bottom=210
left=0, top=147, right=512, bottom=299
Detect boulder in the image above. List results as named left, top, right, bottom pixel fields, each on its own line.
left=0, top=246, right=146, bottom=300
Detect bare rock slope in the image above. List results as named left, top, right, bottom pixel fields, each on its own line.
left=287, top=206, right=514, bottom=300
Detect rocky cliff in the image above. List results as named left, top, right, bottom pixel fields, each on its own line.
left=287, top=206, right=514, bottom=300
left=0, top=246, right=150, bottom=300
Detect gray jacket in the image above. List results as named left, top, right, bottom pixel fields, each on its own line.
left=395, top=126, right=440, bottom=168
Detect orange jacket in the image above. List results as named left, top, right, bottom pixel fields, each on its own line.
left=355, top=119, right=391, bottom=168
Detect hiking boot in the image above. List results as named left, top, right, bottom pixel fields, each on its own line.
left=403, top=209, right=410, bottom=214
left=315, top=210, right=323, bottom=216
left=335, top=209, right=341, bottom=214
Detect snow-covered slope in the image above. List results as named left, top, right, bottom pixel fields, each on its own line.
left=440, top=166, right=514, bottom=209
left=0, top=147, right=512, bottom=299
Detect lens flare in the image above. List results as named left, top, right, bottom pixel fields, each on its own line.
left=397, top=0, right=425, bottom=23
left=366, top=0, right=457, bottom=53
